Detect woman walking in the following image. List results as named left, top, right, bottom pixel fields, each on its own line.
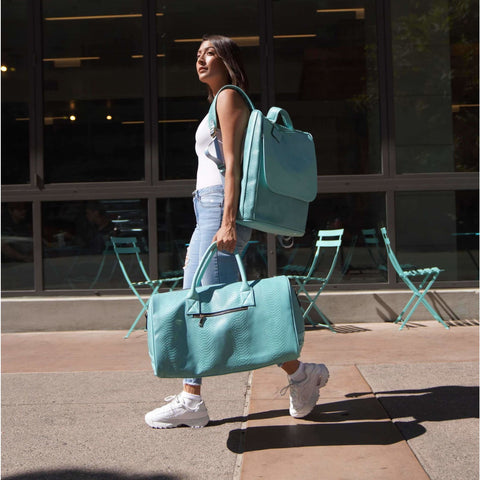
left=145, top=34, right=329, bottom=429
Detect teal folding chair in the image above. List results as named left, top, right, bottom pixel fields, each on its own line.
left=288, top=229, right=344, bottom=331
left=111, top=237, right=183, bottom=338
left=380, top=227, right=449, bottom=330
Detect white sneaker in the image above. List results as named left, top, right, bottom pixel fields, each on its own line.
left=145, top=394, right=210, bottom=429
left=282, top=363, right=330, bottom=418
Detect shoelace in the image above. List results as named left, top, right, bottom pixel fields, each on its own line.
left=279, top=382, right=301, bottom=399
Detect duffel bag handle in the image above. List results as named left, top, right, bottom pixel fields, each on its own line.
left=266, top=107, right=293, bottom=130
left=187, top=242, right=250, bottom=300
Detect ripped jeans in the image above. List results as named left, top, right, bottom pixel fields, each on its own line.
left=183, top=185, right=252, bottom=387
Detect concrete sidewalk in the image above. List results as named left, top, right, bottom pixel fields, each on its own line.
left=2, top=320, right=479, bottom=480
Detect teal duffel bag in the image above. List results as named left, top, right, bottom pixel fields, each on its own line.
left=207, top=85, right=317, bottom=237
left=147, top=243, right=305, bottom=378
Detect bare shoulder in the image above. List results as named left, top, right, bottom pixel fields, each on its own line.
left=216, top=88, right=249, bottom=113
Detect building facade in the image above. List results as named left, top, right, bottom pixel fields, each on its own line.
left=2, top=0, right=478, bottom=296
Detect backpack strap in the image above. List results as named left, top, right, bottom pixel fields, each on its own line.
left=207, top=85, right=254, bottom=137
left=206, top=85, right=254, bottom=174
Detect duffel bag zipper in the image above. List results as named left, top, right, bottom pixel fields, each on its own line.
left=192, top=306, right=249, bottom=327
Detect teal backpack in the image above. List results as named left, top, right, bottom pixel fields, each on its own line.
left=207, top=85, right=317, bottom=237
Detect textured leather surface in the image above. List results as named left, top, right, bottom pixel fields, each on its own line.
left=147, top=245, right=305, bottom=378
left=207, top=85, right=317, bottom=237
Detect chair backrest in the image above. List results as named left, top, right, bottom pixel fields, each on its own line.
left=380, top=227, right=404, bottom=276
left=305, top=228, right=344, bottom=281
left=110, top=236, right=151, bottom=287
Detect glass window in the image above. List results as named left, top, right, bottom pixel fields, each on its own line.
left=156, top=0, right=261, bottom=180
left=1, top=202, right=34, bottom=290
left=157, top=197, right=195, bottom=276
left=395, top=191, right=478, bottom=281
left=392, top=0, right=479, bottom=173
left=277, top=192, right=386, bottom=283
left=1, top=0, right=30, bottom=185
left=42, top=1, right=144, bottom=183
left=42, top=199, right=148, bottom=290
left=273, top=0, right=381, bottom=175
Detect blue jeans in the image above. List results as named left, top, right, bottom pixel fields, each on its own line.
left=183, top=185, right=252, bottom=387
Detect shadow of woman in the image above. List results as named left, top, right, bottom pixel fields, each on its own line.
left=2, top=470, right=180, bottom=480
left=225, top=385, right=478, bottom=453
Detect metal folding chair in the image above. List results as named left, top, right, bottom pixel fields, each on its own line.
left=111, top=236, right=183, bottom=338
left=288, top=229, right=344, bottom=331
left=380, top=227, right=449, bottom=330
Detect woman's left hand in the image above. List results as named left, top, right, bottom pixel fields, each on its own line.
left=213, top=224, right=237, bottom=253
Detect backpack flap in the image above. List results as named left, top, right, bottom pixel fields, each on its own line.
left=263, top=110, right=317, bottom=203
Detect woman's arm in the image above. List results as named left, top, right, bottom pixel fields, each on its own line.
left=212, top=88, right=249, bottom=253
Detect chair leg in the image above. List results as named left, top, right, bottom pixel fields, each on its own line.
left=310, top=302, right=336, bottom=332
left=396, top=274, right=449, bottom=330
left=124, top=284, right=161, bottom=339
left=299, top=288, right=336, bottom=332
left=124, top=306, right=148, bottom=339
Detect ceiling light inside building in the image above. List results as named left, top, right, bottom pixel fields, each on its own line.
left=317, top=8, right=365, bottom=19
left=43, top=57, right=100, bottom=68
left=174, top=35, right=316, bottom=46
left=44, top=13, right=164, bottom=21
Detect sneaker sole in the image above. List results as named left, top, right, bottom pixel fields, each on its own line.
left=145, top=416, right=209, bottom=429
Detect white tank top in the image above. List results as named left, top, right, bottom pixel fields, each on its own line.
left=195, top=114, right=225, bottom=190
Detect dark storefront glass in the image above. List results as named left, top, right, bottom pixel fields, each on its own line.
left=1, top=202, right=34, bottom=290
left=42, top=199, right=148, bottom=290
left=157, top=197, right=194, bottom=276
left=277, top=192, right=386, bottom=283
left=42, top=1, right=144, bottom=183
left=392, top=0, right=479, bottom=173
left=396, top=190, right=478, bottom=281
left=155, top=0, right=260, bottom=180
left=1, top=0, right=29, bottom=185
left=273, top=0, right=381, bottom=175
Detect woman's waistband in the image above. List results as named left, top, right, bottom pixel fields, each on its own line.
left=192, top=184, right=224, bottom=197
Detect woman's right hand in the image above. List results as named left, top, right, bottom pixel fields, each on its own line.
left=213, top=223, right=237, bottom=253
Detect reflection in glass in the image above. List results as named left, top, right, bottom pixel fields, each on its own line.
left=277, top=193, right=386, bottom=283
left=396, top=191, right=478, bottom=281
left=42, top=1, right=144, bottom=183
left=157, top=198, right=195, bottom=277
left=392, top=0, right=479, bottom=173
left=1, top=202, right=34, bottom=290
left=1, top=0, right=29, bottom=185
left=42, top=199, right=148, bottom=290
left=273, top=0, right=381, bottom=175
left=156, top=0, right=260, bottom=180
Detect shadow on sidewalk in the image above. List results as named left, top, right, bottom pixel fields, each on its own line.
left=225, top=385, right=479, bottom=453
left=2, top=470, right=180, bottom=480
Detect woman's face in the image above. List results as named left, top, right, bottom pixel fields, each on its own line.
left=196, top=40, right=228, bottom=86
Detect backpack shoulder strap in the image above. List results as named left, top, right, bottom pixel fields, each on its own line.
left=207, top=85, right=254, bottom=137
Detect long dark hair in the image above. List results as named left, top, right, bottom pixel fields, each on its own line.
left=201, top=34, right=249, bottom=102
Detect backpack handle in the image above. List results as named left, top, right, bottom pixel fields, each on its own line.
left=266, top=107, right=293, bottom=130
